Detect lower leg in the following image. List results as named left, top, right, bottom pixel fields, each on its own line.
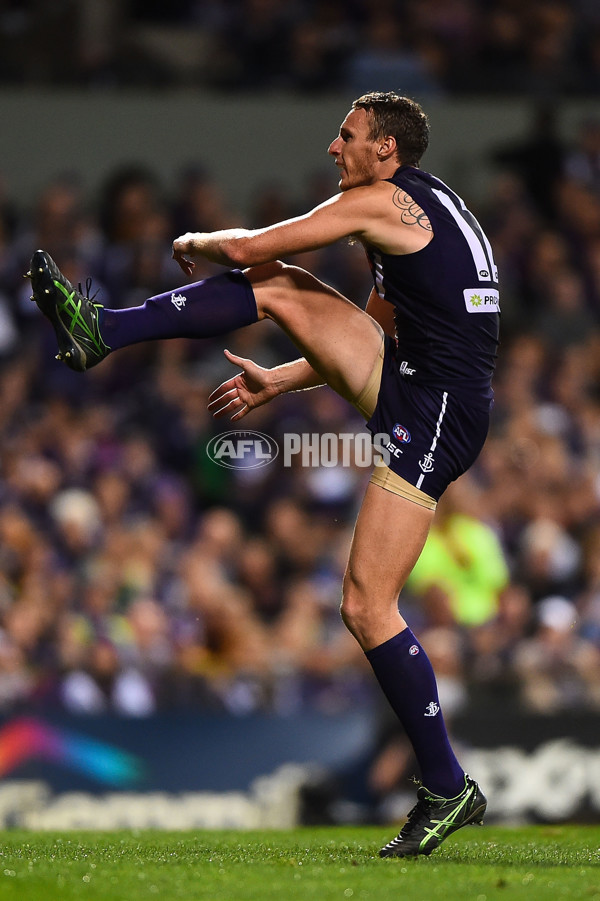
left=100, top=269, right=258, bottom=349
left=342, top=483, right=464, bottom=798
left=364, top=625, right=465, bottom=797
left=342, top=581, right=465, bottom=798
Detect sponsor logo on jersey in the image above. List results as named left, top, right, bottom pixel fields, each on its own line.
left=393, top=423, right=411, bottom=444
left=409, top=644, right=420, bottom=656
left=399, top=360, right=416, bottom=376
left=171, top=293, right=187, bottom=310
left=383, top=439, right=403, bottom=459
left=419, top=452, right=435, bottom=473
left=463, top=288, right=500, bottom=313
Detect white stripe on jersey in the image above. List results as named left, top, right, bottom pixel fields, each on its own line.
left=466, top=207, right=499, bottom=283
left=372, top=252, right=385, bottom=298
left=431, top=188, right=498, bottom=283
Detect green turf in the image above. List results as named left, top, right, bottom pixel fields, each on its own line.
left=0, top=826, right=597, bottom=901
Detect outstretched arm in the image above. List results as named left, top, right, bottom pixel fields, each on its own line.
left=172, top=180, right=432, bottom=276
left=208, top=350, right=324, bottom=422
left=172, top=191, right=364, bottom=276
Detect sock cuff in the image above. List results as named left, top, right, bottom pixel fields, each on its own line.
left=145, top=269, right=258, bottom=326
left=365, top=627, right=420, bottom=662
left=421, top=773, right=468, bottom=801
left=224, top=269, right=259, bottom=326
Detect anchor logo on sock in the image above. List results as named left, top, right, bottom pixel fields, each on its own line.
left=424, top=701, right=440, bottom=717
left=171, top=293, right=187, bottom=310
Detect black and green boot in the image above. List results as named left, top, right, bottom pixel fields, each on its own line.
left=28, top=249, right=110, bottom=372
left=379, top=775, right=487, bottom=858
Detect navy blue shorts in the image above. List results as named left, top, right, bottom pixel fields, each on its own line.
left=366, top=337, right=491, bottom=502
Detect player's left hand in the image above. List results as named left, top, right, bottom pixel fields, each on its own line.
left=208, top=350, right=279, bottom=421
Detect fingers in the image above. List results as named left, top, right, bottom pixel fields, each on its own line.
left=223, top=349, right=248, bottom=368
left=207, top=387, right=238, bottom=414
left=172, top=233, right=202, bottom=277
left=207, top=351, right=260, bottom=422
left=208, top=382, right=237, bottom=406
left=209, top=394, right=248, bottom=421
left=172, top=249, right=195, bottom=278
left=207, top=382, right=249, bottom=420
left=229, top=404, right=249, bottom=422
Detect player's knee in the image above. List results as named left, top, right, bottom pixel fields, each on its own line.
left=244, top=260, right=298, bottom=318
left=244, top=259, right=290, bottom=291
left=245, top=259, right=284, bottom=276
left=341, top=569, right=405, bottom=646
left=340, top=574, right=370, bottom=637
left=245, top=260, right=312, bottom=297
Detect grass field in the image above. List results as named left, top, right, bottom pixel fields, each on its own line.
left=0, top=826, right=597, bottom=901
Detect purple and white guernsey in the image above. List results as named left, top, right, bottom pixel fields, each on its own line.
left=366, top=165, right=500, bottom=410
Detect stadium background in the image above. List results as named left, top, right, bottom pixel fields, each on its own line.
left=0, top=0, right=599, bottom=828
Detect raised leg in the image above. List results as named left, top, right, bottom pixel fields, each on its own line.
left=247, top=260, right=383, bottom=405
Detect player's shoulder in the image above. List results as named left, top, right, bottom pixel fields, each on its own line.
left=318, top=183, right=394, bottom=232
left=339, top=179, right=400, bottom=208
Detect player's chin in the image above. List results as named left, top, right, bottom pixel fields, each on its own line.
left=339, top=172, right=363, bottom=192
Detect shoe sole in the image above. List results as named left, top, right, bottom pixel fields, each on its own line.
left=379, top=799, right=487, bottom=858
left=29, top=250, right=88, bottom=371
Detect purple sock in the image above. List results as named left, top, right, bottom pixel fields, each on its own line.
left=99, top=270, right=258, bottom=350
left=365, top=627, right=465, bottom=797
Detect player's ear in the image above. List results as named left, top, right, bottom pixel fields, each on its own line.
left=377, top=136, right=397, bottom=160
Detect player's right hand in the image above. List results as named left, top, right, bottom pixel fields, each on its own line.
left=172, top=234, right=197, bottom=277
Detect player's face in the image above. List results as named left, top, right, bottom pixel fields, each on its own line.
left=328, top=108, right=380, bottom=191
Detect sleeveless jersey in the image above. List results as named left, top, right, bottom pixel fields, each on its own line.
left=366, top=165, right=500, bottom=407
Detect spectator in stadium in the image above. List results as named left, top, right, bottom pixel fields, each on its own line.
left=29, top=92, right=496, bottom=858
left=407, top=478, right=509, bottom=627
left=513, top=594, right=600, bottom=712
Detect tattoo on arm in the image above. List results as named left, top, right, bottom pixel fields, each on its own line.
left=392, top=189, right=432, bottom=231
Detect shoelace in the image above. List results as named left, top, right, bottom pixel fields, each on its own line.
left=399, top=799, right=434, bottom=836
left=54, top=276, right=105, bottom=352
left=382, top=799, right=433, bottom=849
left=78, top=276, right=99, bottom=304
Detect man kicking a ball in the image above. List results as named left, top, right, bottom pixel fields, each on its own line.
left=29, top=92, right=497, bottom=858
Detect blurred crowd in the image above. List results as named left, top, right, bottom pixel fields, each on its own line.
left=0, top=101, right=599, bottom=738
left=1, top=0, right=599, bottom=97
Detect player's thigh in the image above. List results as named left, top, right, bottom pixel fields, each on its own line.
left=247, top=261, right=383, bottom=404
left=346, top=479, right=434, bottom=603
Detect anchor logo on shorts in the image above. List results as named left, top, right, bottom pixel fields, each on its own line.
left=419, top=452, right=435, bottom=473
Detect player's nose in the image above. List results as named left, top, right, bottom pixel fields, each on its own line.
left=328, top=137, right=341, bottom=156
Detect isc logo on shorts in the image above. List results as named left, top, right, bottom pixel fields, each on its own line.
left=463, top=288, right=500, bottom=313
